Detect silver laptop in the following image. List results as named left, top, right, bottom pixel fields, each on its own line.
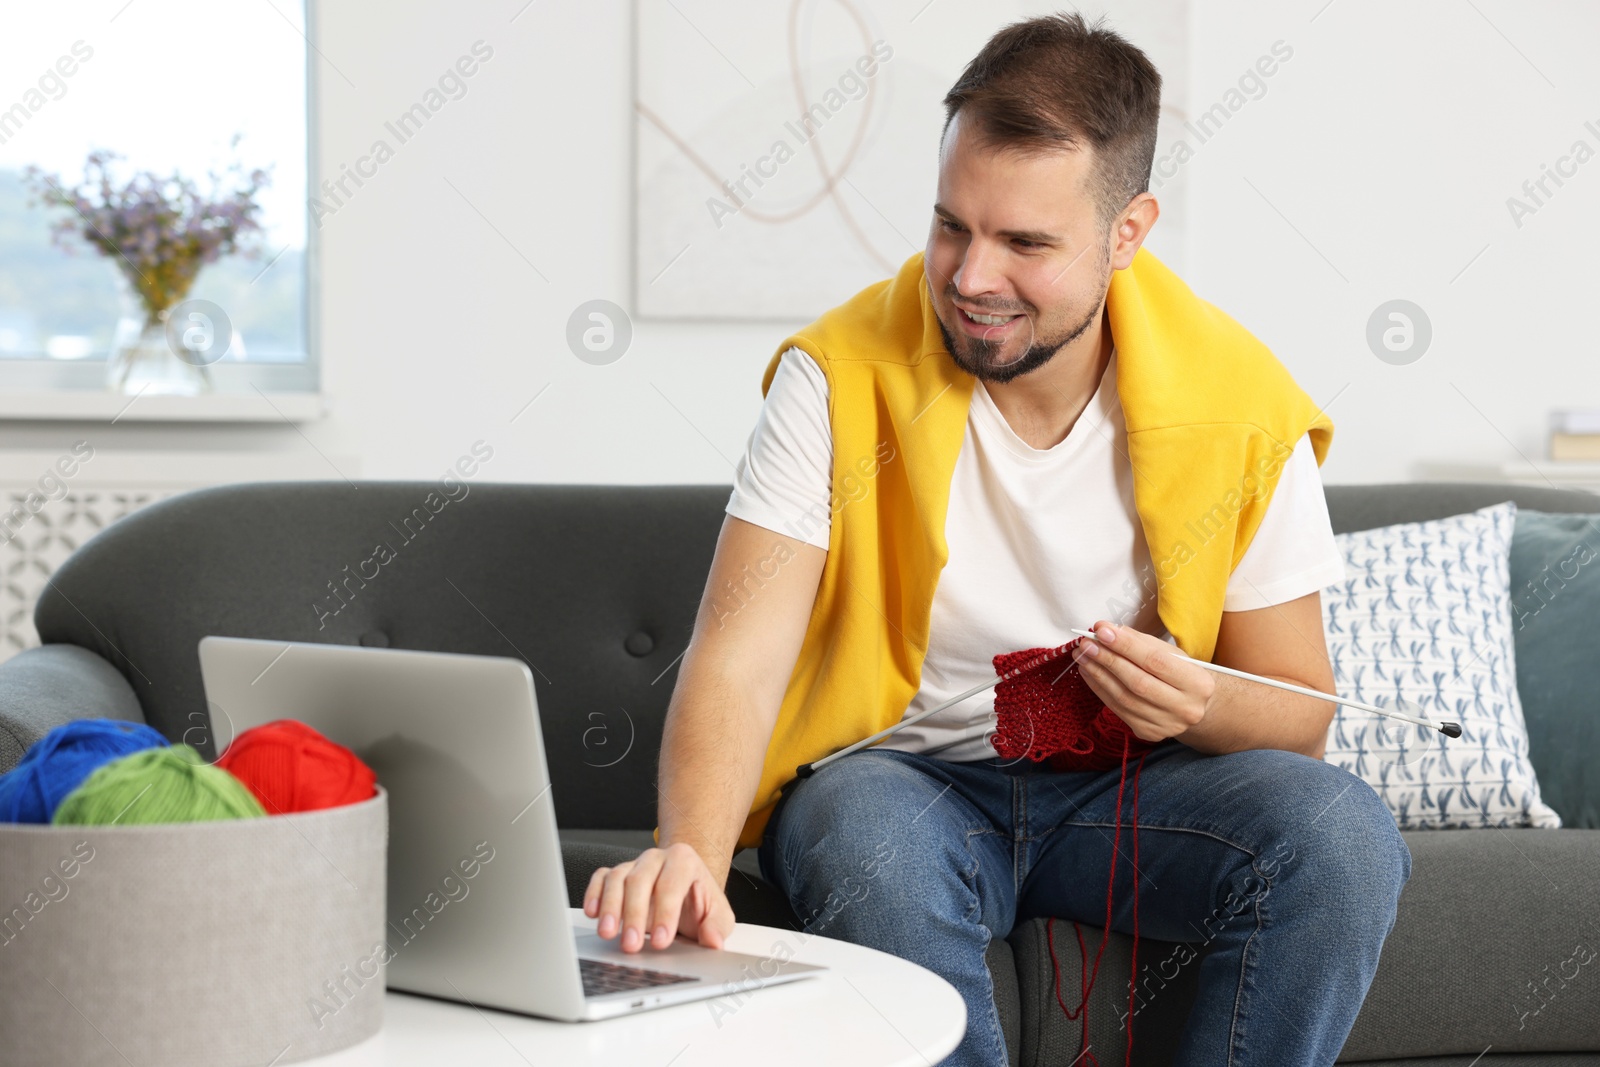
left=196, top=635, right=825, bottom=1021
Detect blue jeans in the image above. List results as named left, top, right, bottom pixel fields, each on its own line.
left=756, top=741, right=1410, bottom=1066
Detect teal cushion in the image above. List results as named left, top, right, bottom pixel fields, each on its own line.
left=1509, top=508, right=1600, bottom=828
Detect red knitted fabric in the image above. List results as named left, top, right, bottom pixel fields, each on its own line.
left=991, top=639, right=1157, bottom=772
left=992, top=639, right=1155, bottom=1066
left=216, top=719, right=377, bottom=814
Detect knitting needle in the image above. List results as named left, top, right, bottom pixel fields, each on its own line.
left=1068, top=628, right=1462, bottom=738
left=792, top=640, right=1081, bottom=780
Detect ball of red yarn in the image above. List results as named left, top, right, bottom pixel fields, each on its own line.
left=991, top=639, right=1157, bottom=771
left=216, top=719, right=376, bottom=814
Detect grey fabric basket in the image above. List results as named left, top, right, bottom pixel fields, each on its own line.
left=0, top=787, right=388, bottom=1067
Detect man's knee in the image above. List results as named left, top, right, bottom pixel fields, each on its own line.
left=1266, top=759, right=1411, bottom=928
left=1319, top=769, right=1410, bottom=893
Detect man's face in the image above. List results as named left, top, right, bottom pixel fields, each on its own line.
left=925, top=112, right=1115, bottom=384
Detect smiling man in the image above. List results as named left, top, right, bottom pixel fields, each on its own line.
left=586, top=13, right=1410, bottom=1066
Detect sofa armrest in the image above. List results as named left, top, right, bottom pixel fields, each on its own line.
left=0, top=645, right=146, bottom=773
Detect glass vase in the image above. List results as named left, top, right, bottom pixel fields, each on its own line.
left=105, top=291, right=214, bottom=396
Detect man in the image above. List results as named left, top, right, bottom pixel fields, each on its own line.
left=586, top=13, right=1409, bottom=1066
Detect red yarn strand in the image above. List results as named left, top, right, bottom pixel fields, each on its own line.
left=1127, top=748, right=1148, bottom=1066
left=992, top=642, right=1155, bottom=1067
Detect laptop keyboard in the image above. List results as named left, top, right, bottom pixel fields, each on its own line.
left=579, top=956, right=698, bottom=997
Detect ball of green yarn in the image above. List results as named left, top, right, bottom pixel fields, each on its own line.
left=52, top=744, right=267, bottom=826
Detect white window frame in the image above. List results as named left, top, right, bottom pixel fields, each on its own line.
left=0, top=0, right=321, bottom=417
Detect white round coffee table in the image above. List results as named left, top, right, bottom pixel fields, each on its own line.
left=299, top=907, right=966, bottom=1067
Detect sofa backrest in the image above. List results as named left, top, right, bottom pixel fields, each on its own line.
left=37, top=479, right=1600, bottom=831
left=38, top=482, right=727, bottom=832
left=1323, top=481, right=1597, bottom=536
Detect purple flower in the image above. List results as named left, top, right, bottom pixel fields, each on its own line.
left=21, top=142, right=274, bottom=325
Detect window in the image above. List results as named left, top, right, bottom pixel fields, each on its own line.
left=0, top=0, right=315, bottom=394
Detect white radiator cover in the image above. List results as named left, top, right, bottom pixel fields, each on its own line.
left=0, top=450, right=360, bottom=662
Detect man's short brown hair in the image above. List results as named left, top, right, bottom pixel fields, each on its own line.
left=942, top=12, right=1162, bottom=229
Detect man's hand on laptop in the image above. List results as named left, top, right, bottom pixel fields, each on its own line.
left=583, top=842, right=737, bottom=954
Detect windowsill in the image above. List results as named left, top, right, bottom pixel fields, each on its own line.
left=0, top=389, right=326, bottom=423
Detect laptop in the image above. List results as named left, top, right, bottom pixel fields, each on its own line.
left=196, top=635, right=826, bottom=1021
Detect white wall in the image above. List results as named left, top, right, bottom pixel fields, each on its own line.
left=1187, top=0, right=1600, bottom=481
left=3, top=0, right=1595, bottom=488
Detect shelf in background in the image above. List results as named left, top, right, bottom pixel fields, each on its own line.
left=1414, top=460, right=1600, bottom=493
left=0, top=390, right=325, bottom=423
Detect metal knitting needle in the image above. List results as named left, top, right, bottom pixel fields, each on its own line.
left=793, top=640, right=1081, bottom=780
left=1068, top=628, right=1462, bottom=738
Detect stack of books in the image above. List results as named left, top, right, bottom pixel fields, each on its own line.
left=1551, top=410, right=1600, bottom=461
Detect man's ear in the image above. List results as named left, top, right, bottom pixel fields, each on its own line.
left=1110, top=192, right=1160, bottom=271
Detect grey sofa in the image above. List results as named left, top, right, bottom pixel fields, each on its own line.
left=2, top=479, right=1596, bottom=1067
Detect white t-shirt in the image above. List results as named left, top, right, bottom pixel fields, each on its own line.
left=727, top=346, right=1346, bottom=762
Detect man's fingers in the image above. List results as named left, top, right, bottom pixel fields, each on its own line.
left=1079, top=645, right=1133, bottom=702
left=1092, top=622, right=1194, bottom=687
left=1084, top=639, right=1178, bottom=708
left=1081, top=653, right=1162, bottom=737
left=586, top=846, right=735, bottom=955
left=618, top=849, right=667, bottom=952
left=1137, top=644, right=1197, bottom=688
left=705, top=889, right=737, bottom=949
left=645, top=848, right=698, bottom=950
left=594, top=861, right=633, bottom=938
left=684, top=880, right=735, bottom=949
left=583, top=866, right=607, bottom=916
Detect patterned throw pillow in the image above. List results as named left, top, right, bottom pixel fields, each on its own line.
left=1319, top=501, right=1561, bottom=829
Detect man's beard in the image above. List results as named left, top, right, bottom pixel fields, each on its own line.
left=936, top=296, right=1103, bottom=385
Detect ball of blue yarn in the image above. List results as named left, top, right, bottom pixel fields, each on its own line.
left=0, top=718, right=170, bottom=823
